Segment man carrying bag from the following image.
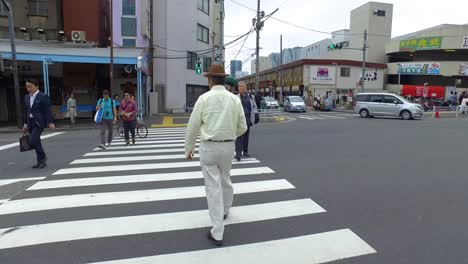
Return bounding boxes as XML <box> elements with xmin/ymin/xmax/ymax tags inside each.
<box><xmin>22</xmin><ymin>79</ymin><xmax>55</xmax><ymax>168</ymax></box>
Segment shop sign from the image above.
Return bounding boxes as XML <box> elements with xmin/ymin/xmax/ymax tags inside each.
<box><xmin>399</xmin><ymin>37</ymin><xmax>442</xmax><ymax>51</ymax></box>
<box><xmin>402</xmin><ymin>85</ymin><xmax>445</xmax><ymax>98</ymax></box>
<box><xmin>459</xmin><ymin>63</ymin><xmax>468</xmax><ymax>76</ymax></box>
<box><xmin>310</xmin><ymin>66</ymin><xmax>336</xmax><ymax>85</ymax></box>
<box><xmin>399</xmin><ymin>62</ymin><xmax>440</xmax><ymax>75</ymax></box>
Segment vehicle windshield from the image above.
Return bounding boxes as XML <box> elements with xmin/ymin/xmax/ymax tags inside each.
<box><xmin>264</xmin><ymin>97</ymin><xmax>276</xmax><ymax>102</ymax></box>
<box><xmin>289</xmin><ymin>97</ymin><xmax>303</xmax><ymax>102</ymax></box>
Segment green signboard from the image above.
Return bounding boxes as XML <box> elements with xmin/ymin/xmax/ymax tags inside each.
<box><xmin>399</xmin><ymin>37</ymin><xmax>442</xmax><ymax>51</ymax></box>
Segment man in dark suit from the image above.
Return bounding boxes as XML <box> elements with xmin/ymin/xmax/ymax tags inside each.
<box><xmin>23</xmin><ymin>79</ymin><xmax>55</xmax><ymax>169</ymax></box>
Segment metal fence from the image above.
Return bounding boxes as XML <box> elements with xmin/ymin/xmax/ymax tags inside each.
<box><xmin>257</xmin><ymin>108</ymin><xmax>283</xmax><ymax>118</ymax></box>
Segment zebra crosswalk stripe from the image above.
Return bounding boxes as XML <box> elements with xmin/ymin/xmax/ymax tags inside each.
<box><xmin>28</xmin><ymin>167</ymin><xmax>275</xmax><ymax>190</ymax></box>
<box><xmin>0</xmin><ymin>179</ymin><xmax>294</xmax><ymax>216</ymax></box>
<box><xmin>0</xmin><ymin>199</ymin><xmax>324</xmax><ymax>250</ymax></box>
<box><xmin>89</xmin><ymin>229</ymin><xmax>376</xmax><ymax>264</ymax></box>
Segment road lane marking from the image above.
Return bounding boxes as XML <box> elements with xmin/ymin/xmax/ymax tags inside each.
<box><xmin>111</xmin><ymin>139</ymin><xmax>199</xmax><ymax>146</ymax></box>
<box><xmin>0</xmin><ymin>199</ymin><xmax>323</xmax><ymax>250</ymax></box>
<box><xmin>0</xmin><ymin>179</ymin><xmax>294</xmax><ymax>216</ymax></box>
<box><xmin>29</xmin><ymin>167</ymin><xmax>275</xmax><ymax>190</ymax></box>
<box><xmin>71</xmin><ymin>154</ymin><xmax>202</xmax><ymax>164</ymax></box>
<box><xmin>93</xmin><ymin>143</ymin><xmax>199</xmax><ymax>151</ymax></box>
<box><xmin>112</xmin><ymin>136</ymin><xmax>185</xmax><ymax>142</ymax></box>
<box><xmin>54</xmin><ymin>159</ymin><xmax>259</xmax><ymax>175</ymax></box>
<box><xmin>0</xmin><ymin>177</ymin><xmax>46</xmax><ymax>187</ymax></box>
<box><xmin>89</xmin><ymin>229</ymin><xmax>375</xmax><ymax>264</ymax></box>
<box><xmin>84</xmin><ymin>148</ymin><xmax>197</xmax><ymax>157</ymax></box>
<box><xmin>0</xmin><ymin>132</ymin><xmax>65</xmax><ymax>151</ymax></box>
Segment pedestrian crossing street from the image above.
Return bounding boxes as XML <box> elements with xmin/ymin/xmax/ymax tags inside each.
<box><xmin>0</xmin><ymin>127</ymin><xmax>376</xmax><ymax>264</ymax></box>
<box><xmin>297</xmin><ymin>113</ymin><xmax>358</xmax><ymax>121</ymax></box>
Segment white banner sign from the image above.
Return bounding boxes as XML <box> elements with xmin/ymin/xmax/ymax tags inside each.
<box><xmin>310</xmin><ymin>66</ymin><xmax>336</xmax><ymax>85</ymax></box>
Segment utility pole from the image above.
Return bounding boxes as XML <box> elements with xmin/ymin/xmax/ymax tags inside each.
<box><xmin>218</xmin><ymin>0</ymin><xmax>225</xmax><ymax>64</ymax></box>
<box><xmin>361</xmin><ymin>29</ymin><xmax>368</xmax><ymax>93</ymax></box>
<box><xmin>2</xmin><ymin>0</ymin><xmax>22</xmax><ymax>128</ymax></box>
<box><xmin>279</xmin><ymin>34</ymin><xmax>283</xmax><ymax>100</ymax></box>
<box><xmin>109</xmin><ymin>0</ymin><xmax>114</xmax><ymax>93</ymax></box>
<box><xmin>254</xmin><ymin>0</ymin><xmax>262</xmax><ymax>95</ymax></box>
<box><xmin>149</xmin><ymin>0</ymin><xmax>154</xmax><ymax>94</ymax></box>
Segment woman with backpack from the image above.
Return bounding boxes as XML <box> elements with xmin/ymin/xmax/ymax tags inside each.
<box><xmin>96</xmin><ymin>90</ymin><xmax>117</xmax><ymax>149</ymax></box>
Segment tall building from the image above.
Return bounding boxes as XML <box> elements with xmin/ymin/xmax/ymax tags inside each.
<box><xmin>230</xmin><ymin>60</ymin><xmax>242</xmax><ymax>78</ymax></box>
<box><xmin>325</xmin><ymin>2</ymin><xmax>393</xmax><ymax>64</ymax></box>
<box><xmin>153</xmin><ymin>0</ymin><xmax>219</xmax><ymax>113</ymax></box>
<box><xmin>112</xmin><ymin>0</ymin><xmax>150</xmax><ymax>48</ymax></box>
<box><xmin>269</xmin><ymin>53</ymin><xmax>281</xmax><ymax>68</ymax></box>
<box><xmin>282</xmin><ymin>47</ymin><xmax>303</xmax><ymax>64</ymax></box>
<box><xmin>251</xmin><ymin>56</ymin><xmax>272</xmax><ymax>73</ymax></box>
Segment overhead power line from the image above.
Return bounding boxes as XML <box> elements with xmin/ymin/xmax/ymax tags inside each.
<box><xmin>228</xmin><ymin>0</ymin><xmax>389</xmax><ymax>37</ymax></box>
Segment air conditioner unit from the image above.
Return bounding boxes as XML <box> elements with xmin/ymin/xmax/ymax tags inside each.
<box><xmin>71</xmin><ymin>31</ymin><xmax>86</xmax><ymax>42</ymax></box>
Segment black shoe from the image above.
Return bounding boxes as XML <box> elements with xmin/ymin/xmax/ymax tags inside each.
<box><xmin>207</xmin><ymin>231</ymin><xmax>223</xmax><ymax>247</ymax></box>
<box><xmin>224</xmin><ymin>213</ymin><xmax>228</xmax><ymax>220</ymax></box>
<box><xmin>33</xmin><ymin>158</ymin><xmax>47</xmax><ymax>169</ymax></box>
<box><xmin>235</xmin><ymin>155</ymin><xmax>241</xmax><ymax>162</ymax></box>
<box><xmin>243</xmin><ymin>153</ymin><xmax>250</xmax><ymax>157</ymax></box>
<box><xmin>132</xmin><ymin>138</ymin><xmax>136</xmax><ymax>145</ymax></box>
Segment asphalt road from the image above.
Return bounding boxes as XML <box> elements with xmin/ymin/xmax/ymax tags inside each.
<box><xmin>0</xmin><ymin>113</ymin><xmax>468</xmax><ymax>263</ymax></box>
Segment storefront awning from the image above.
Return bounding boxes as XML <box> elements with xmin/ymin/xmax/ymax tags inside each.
<box><xmin>0</xmin><ymin>43</ymin><xmax>143</xmax><ymax>64</ymax></box>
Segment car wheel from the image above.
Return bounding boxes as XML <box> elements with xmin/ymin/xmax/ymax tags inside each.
<box><xmin>400</xmin><ymin>110</ymin><xmax>412</xmax><ymax>120</ymax></box>
<box><xmin>359</xmin><ymin>109</ymin><xmax>369</xmax><ymax>118</ymax></box>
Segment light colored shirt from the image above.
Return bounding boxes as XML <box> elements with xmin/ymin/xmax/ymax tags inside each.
<box><xmin>67</xmin><ymin>98</ymin><xmax>77</xmax><ymax>108</ymax></box>
<box><xmin>185</xmin><ymin>85</ymin><xmax>248</xmax><ymax>156</ymax></box>
<box><xmin>29</xmin><ymin>90</ymin><xmax>39</xmax><ymax>118</ymax></box>
<box><xmin>461</xmin><ymin>98</ymin><xmax>468</xmax><ymax>107</ymax></box>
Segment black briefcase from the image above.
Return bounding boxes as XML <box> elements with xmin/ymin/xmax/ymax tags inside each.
<box><xmin>19</xmin><ymin>133</ymin><xmax>33</xmax><ymax>152</ymax></box>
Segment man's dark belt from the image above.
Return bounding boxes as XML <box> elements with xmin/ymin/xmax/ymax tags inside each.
<box><xmin>207</xmin><ymin>139</ymin><xmax>234</xmax><ymax>142</ymax></box>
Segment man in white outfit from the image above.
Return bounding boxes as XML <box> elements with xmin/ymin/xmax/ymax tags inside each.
<box><xmin>185</xmin><ymin>64</ymin><xmax>247</xmax><ymax>246</ymax></box>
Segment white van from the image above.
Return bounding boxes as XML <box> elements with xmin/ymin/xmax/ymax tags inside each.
<box><xmin>353</xmin><ymin>93</ymin><xmax>424</xmax><ymax>120</ymax></box>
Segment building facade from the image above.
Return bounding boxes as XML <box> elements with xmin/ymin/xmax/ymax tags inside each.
<box><xmin>238</xmin><ymin>59</ymin><xmax>386</xmax><ymax>102</ymax></box>
<box><xmin>302</xmin><ymin>39</ymin><xmax>332</xmax><ymax>59</ymax></box>
<box><xmin>0</xmin><ymin>0</ymin><xmax>148</xmax><ymax>122</ymax></box>
<box><xmin>385</xmin><ymin>24</ymin><xmax>468</xmax><ymax>99</ymax></box>
<box><xmin>112</xmin><ymin>0</ymin><xmax>150</xmax><ymax>48</ymax></box>
<box><xmin>153</xmin><ymin>0</ymin><xmax>218</xmax><ymax>113</ymax></box>
<box><xmin>251</xmin><ymin>56</ymin><xmax>271</xmax><ymax>73</ymax></box>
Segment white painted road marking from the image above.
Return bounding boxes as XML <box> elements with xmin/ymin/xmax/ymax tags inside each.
<box><xmin>84</xmin><ymin>147</ymin><xmax>198</xmax><ymax>157</ymax></box>
<box><xmin>111</xmin><ymin>139</ymin><xmax>199</xmax><ymax>146</ymax></box>
<box><xmin>29</xmin><ymin>167</ymin><xmax>275</xmax><ymax>190</ymax></box>
<box><xmin>0</xmin><ymin>177</ymin><xmax>46</xmax><ymax>187</ymax></box>
<box><xmin>89</xmin><ymin>229</ymin><xmax>376</xmax><ymax>264</ymax></box>
<box><xmin>113</xmin><ymin>136</ymin><xmax>185</xmax><ymax>142</ymax></box>
<box><xmin>0</xmin><ymin>132</ymin><xmax>65</xmax><ymax>151</ymax></box>
<box><xmin>71</xmin><ymin>154</ymin><xmax>201</xmax><ymax>164</ymax></box>
<box><xmin>54</xmin><ymin>159</ymin><xmax>259</xmax><ymax>175</ymax></box>
<box><xmin>0</xmin><ymin>199</ymin><xmax>323</xmax><ymax>250</ymax></box>
<box><xmin>0</xmin><ymin>179</ymin><xmax>294</xmax><ymax>215</ymax></box>
<box><xmin>93</xmin><ymin>143</ymin><xmax>199</xmax><ymax>151</ymax></box>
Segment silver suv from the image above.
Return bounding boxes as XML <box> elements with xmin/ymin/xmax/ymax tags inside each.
<box><xmin>353</xmin><ymin>93</ymin><xmax>424</xmax><ymax>120</ymax></box>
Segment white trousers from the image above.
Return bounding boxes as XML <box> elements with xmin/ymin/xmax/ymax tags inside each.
<box><xmin>199</xmin><ymin>141</ymin><xmax>235</xmax><ymax>241</ymax></box>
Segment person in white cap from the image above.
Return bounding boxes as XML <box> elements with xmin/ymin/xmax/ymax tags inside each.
<box><xmin>185</xmin><ymin>64</ymin><xmax>247</xmax><ymax>246</ymax></box>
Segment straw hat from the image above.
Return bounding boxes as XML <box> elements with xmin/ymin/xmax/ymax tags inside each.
<box><xmin>204</xmin><ymin>64</ymin><xmax>228</xmax><ymax>77</ymax></box>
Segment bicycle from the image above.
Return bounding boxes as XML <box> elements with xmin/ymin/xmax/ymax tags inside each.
<box><xmin>116</xmin><ymin>115</ymin><xmax>148</xmax><ymax>139</ymax></box>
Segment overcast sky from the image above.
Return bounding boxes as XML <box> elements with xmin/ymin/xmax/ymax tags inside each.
<box><xmin>223</xmin><ymin>0</ymin><xmax>468</xmax><ymax>73</ymax></box>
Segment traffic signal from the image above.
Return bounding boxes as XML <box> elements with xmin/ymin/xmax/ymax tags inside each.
<box><xmin>328</xmin><ymin>43</ymin><xmax>343</xmax><ymax>51</ymax></box>
<box><xmin>195</xmin><ymin>61</ymin><xmax>202</xmax><ymax>75</ymax></box>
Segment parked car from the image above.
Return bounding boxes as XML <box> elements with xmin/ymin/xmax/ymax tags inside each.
<box><xmin>284</xmin><ymin>96</ymin><xmax>306</xmax><ymax>112</ymax></box>
<box><xmin>353</xmin><ymin>93</ymin><xmax>424</xmax><ymax>120</ymax></box>
<box><xmin>260</xmin><ymin>97</ymin><xmax>279</xmax><ymax>109</ymax></box>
